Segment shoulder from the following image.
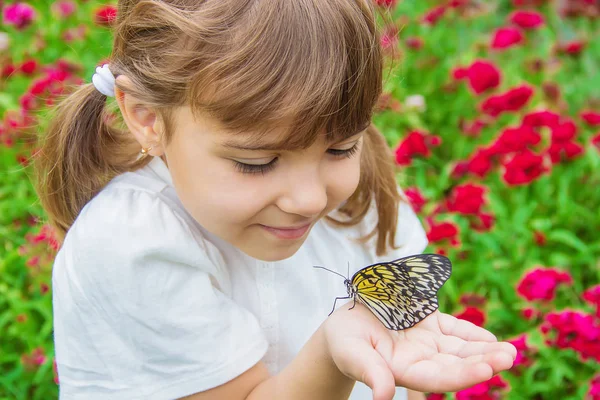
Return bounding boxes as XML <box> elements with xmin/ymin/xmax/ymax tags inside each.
<box><xmin>58</xmin><ymin>181</ymin><xmax>228</xmax><ymax>293</ymax></box>
<box><xmin>73</xmin><ymin>185</ymin><xmax>206</xmax><ymax>255</ymax></box>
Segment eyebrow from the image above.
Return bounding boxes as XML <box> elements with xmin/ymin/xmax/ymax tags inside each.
<box><xmin>220</xmin><ymin>138</ymin><xmax>289</xmax><ymax>151</ymax></box>
<box><xmin>220</xmin><ymin>132</ymin><xmax>364</xmax><ymax>151</ymax></box>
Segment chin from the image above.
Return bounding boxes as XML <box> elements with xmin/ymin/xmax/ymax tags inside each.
<box><xmin>241</xmin><ymin>241</ymin><xmax>305</xmax><ymax>262</ymax></box>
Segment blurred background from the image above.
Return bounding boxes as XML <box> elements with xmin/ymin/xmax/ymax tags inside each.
<box><xmin>0</xmin><ymin>0</ymin><xmax>598</xmax><ymax>398</ymax></box>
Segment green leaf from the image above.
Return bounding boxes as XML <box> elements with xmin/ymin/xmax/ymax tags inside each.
<box><xmin>547</xmin><ymin>230</ymin><xmax>590</xmax><ymax>254</ymax></box>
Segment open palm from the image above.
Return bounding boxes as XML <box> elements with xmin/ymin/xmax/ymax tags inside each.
<box><xmin>325</xmin><ymin>303</ymin><xmax>516</xmax><ymax>400</ymax></box>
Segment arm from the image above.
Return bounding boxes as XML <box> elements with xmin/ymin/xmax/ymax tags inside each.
<box><xmin>178</xmin><ymin>303</ymin><xmax>517</xmax><ymax>400</ymax></box>
<box><xmin>179</xmin><ymin>324</ymin><xmax>355</xmax><ymax>400</ymax></box>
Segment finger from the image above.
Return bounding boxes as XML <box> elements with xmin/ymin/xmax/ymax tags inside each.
<box><xmin>436</xmin><ymin>335</ymin><xmax>518</xmax><ymax>360</ymax></box>
<box><xmin>437</xmin><ymin>313</ymin><xmax>498</xmax><ymax>342</ymax></box>
<box><xmin>341</xmin><ymin>339</ymin><xmax>396</xmax><ymax>400</ymax></box>
<box><xmin>398</xmin><ymin>359</ymin><xmax>495</xmax><ymax>393</ymax></box>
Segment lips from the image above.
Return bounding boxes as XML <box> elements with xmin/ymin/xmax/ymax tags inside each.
<box><xmin>260</xmin><ymin>223</ymin><xmax>311</xmax><ymax>240</ymax></box>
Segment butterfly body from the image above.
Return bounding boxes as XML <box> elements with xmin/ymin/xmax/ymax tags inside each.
<box><xmin>316</xmin><ymin>254</ymin><xmax>452</xmax><ymax>331</ymax></box>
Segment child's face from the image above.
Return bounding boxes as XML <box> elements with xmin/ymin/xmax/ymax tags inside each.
<box><xmin>162</xmin><ymin>106</ymin><xmax>363</xmax><ymax>261</ymax></box>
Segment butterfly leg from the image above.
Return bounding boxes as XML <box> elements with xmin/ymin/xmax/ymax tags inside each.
<box><xmin>329</xmin><ymin>295</ymin><xmax>352</xmax><ymax>316</ymax></box>
<box><xmin>348</xmin><ymin>295</ymin><xmax>357</xmax><ymax>311</ymax></box>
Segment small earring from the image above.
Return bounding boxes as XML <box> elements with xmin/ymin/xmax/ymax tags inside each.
<box><xmin>139</xmin><ymin>146</ymin><xmax>153</xmax><ymax>157</ymax></box>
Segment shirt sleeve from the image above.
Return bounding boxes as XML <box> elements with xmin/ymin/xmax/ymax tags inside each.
<box><xmin>52</xmin><ymin>188</ymin><xmax>268</xmax><ymax>400</ymax></box>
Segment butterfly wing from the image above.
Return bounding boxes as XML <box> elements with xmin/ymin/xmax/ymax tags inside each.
<box><xmin>351</xmin><ymin>254</ymin><xmax>452</xmax><ymax>330</ymax></box>
<box><xmin>351</xmin><ymin>263</ymin><xmax>416</xmax><ymax>330</ymax></box>
<box><xmin>390</xmin><ymin>254</ymin><xmax>452</xmax><ymax>299</ymax></box>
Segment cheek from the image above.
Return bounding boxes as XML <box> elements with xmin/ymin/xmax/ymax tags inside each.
<box><xmin>325</xmin><ymin>156</ymin><xmax>361</xmax><ymax>202</ymax></box>
<box><xmin>176</xmin><ymin>160</ymin><xmax>271</xmax><ymax>226</ymax></box>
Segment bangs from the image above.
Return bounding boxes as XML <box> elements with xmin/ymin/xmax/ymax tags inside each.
<box><xmin>186</xmin><ymin>0</ymin><xmax>382</xmax><ymax>149</ymax></box>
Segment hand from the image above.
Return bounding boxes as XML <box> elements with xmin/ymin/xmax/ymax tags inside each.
<box><xmin>323</xmin><ymin>302</ymin><xmax>517</xmax><ymax>400</ymax></box>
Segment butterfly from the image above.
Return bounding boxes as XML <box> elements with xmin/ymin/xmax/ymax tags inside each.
<box><xmin>314</xmin><ymin>254</ymin><xmax>452</xmax><ymax>330</ymax></box>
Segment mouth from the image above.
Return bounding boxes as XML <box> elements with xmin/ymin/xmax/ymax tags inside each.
<box><xmin>259</xmin><ymin>223</ymin><xmax>312</xmax><ymax>240</ymax></box>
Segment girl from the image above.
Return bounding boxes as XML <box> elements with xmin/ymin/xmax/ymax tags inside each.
<box><xmin>34</xmin><ymin>0</ymin><xmax>517</xmax><ymax>399</ymax></box>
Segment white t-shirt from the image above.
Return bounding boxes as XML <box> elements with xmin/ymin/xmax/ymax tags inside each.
<box><xmin>52</xmin><ymin>156</ymin><xmax>428</xmax><ymax>400</ymax></box>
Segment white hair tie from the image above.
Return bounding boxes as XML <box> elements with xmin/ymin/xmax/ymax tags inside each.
<box><xmin>92</xmin><ymin>64</ymin><xmax>116</xmax><ymax>97</ymax></box>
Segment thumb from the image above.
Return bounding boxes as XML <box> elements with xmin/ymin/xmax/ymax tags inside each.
<box><xmin>341</xmin><ymin>339</ymin><xmax>396</xmax><ymax>400</ymax></box>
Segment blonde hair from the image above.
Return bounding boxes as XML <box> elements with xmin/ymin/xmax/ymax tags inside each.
<box><xmin>33</xmin><ymin>0</ymin><xmax>401</xmax><ymax>256</ymax></box>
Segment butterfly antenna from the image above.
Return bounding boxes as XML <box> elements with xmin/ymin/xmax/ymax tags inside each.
<box><xmin>313</xmin><ymin>265</ymin><xmax>348</xmax><ymax>280</ymax></box>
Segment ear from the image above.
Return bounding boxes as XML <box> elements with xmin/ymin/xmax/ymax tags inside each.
<box><xmin>114</xmin><ymin>75</ymin><xmax>165</xmax><ymax>157</ymax></box>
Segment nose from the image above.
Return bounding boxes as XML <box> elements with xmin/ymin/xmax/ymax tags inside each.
<box><xmin>276</xmin><ymin>168</ymin><xmax>328</xmax><ymax>219</ymax></box>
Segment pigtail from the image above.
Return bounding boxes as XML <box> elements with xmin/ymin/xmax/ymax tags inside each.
<box><xmin>33</xmin><ymin>82</ymin><xmax>146</xmax><ymax>242</ymax></box>
<box><xmin>327</xmin><ymin>124</ymin><xmax>401</xmax><ymax>257</ymax></box>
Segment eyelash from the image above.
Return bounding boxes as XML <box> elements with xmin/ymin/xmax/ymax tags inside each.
<box><xmin>233</xmin><ymin>142</ymin><xmax>360</xmax><ymax>175</ymax></box>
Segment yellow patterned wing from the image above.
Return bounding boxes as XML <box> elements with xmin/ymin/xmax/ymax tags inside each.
<box><xmin>351</xmin><ymin>254</ymin><xmax>451</xmax><ymax>330</ymax></box>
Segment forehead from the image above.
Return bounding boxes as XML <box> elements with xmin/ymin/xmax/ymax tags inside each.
<box><xmin>182</xmin><ymin>106</ymin><xmax>362</xmax><ymax>151</ymax></box>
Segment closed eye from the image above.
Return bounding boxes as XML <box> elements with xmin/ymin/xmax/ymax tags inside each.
<box><xmin>327</xmin><ymin>142</ymin><xmax>360</xmax><ymax>158</ymax></box>
<box><xmin>233</xmin><ymin>140</ymin><xmax>360</xmax><ymax>175</ymax></box>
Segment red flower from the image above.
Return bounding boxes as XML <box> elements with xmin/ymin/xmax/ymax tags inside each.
<box><xmin>21</xmin><ymin>347</ymin><xmax>47</xmax><ymax>372</ymax></box>
<box><xmin>491</xmin><ymin>27</ymin><xmax>524</xmax><ymax>49</ymax></box>
<box><xmin>522</xmin><ymin>307</ymin><xmax>541</xmax><ymax>321</ymax></box>
<box><xmin>454</xmin><ymin>60</ymin><xmax>501</xmax><ymax>95</ymax></box>
<box><xmin>426</xmin><ymin>394</ymin><xmax>445</xmax><ymax>400</ymax></box>
<box><xmin>558</xmin><ymin>40</ymin><xmax>586</xmax><ymax>55</ymax></box>
<box><xmin>516</xmin><ymin>267</ymin><xmax>573</xmax><ymax>302</ymax></box>
<box><xmin>508</xmin><ymin>334</ymin><xmax>534</xmax><ymax>369</ymax></box>
<box><xmin>404</xmin><ymin>187</ymin><xmax>427</xmax><ymax>213</ymax></box>
<box><xmin>456</xmin><ymin>375</ymin><xmax>509</xmax><ymax>400</ymax></box>
<box><xmin>547</xmin><ymin>141</ymin><xmax>584</xmax><ymax>163</ymax></box>
<box><xmin>446</xmin><ymin>183</ymin><xmax>487</xmax><ymax>215</ymax></box>
<box><xmin>426</xmin><ymin>219</ymin><xmax>460</xmax><ymax>245</ymax></box>
<box><xmin>481</xmin><ymin>85</ymin><xmax>534</xmax><ymax>117</ymax></box>
<box><xmin>18</xmin><ymin>59</ymin><xmax>38</xmax><ymax>75</ymax></box>
<box><xmin>374</xmin><ymin>0</ymin><xmax>397</xmax><ymax>7</ymax></box>
<box><xmin>467</xmin><ymin>148</ymin><xmax>494</xmax><ymax>177</ymax></box>
<box><xmin>522</xmin><ymin>110</ymin><xmax>560</xmax><ymax>128</ymax></box>
<box><xmin>472</xmin><ymin>212</ymin><xmax>495</xmax><ymax>231</ymax></box>
<box><xmin>583</xmin><ymin>285</ymin><xmax>600</xmax><ymax>318</ymax></box>
<box><xmin>2</xmin><ymin>2</ymin><xmax>37</xmax><ymax>30</ymax></box>
<box><xmin>546</xmin><ymin>120</ymin><xmax>583</xmax><ymax>162</ymax></box>
<box><xmin>589</xmin><ymin>374</ymin><xmax>600</xmax><ymax>400</ymax></box>
<box><xmin>509</xmin><ymin>10</ymin><xmax>545</xmax><ymax>29</ymax></box>
<box><xmin>492</xmin><ymin>124</ymin><xmax>541</xmax><ymax>154</ymax></box>
<box><xmin>455</xmin><ymin>307</ymin><xmax>486</xmax><ymax>327</ymax></box>
<box><xmin>593</xmin><ymin>133</ymin><xmax>600</xmax><ymax>150</ymax></box>
<box><xmin>405</xmin><ymin>37</ymin><xmax>424</xmax><ymax>50</ymax></box>
<box><xmin>2</xmin><ymin>63</ymin><xmax>17</xmax><ymax>78</ymax></box>
<box><xmin>459</xmin><ymin>118</ymin><xmax>488</xmax><ymax>137</ymax></box>
<box><xmin>542</xmin><ymin>310</ymin><xmax>600</xmax><ymax>362</ymax></box>
<box><xmin>533</xmin><ymin>230</ymin><xmax>546</xmax><ymax>246</ymax></box>
<box><xmin>551</xmin><ymin>120</ymin><xmax>577</xmax><ymax>142</ymax></box>
<box><xmin>503</xmin><ymin>149</ymin><xmax>547</xmax><ymax>185</ymax></box>
<box><xmin>94</xmin><ymin>5</ymin><xmax>117</xmax><ymax>26</ymax></box>
<box><xmin>26</xmin><ymin>224</ymin><xmax>60</xmax><ymax>251</ymax></box>
<box><xmin>394</xmin><ymin>130</ymin><xmax>441</xmax><ymax>165</ymax></box>
<box><xmin>422</xmin><ymin>5</ymin><xmax>447</xmax><ymax>25</ymax></box>
<box><xmin>380</xmin><ymin>26</ymin><xmax>398</xmax><ymax>51</ymax></box>
<box><xmin>581</xmin><ymin>111</ymin><xmax>600</xmax><ymax>126</ymax></box>
<box><xmin>51</xmin><ymin>0</ymin><xmax>76</xmax><ymax>18</ymax></box>
<box><xmin>451</xmin><ymin>161</ymin><xmax>469</xmax><ymax>179</ymax></box>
